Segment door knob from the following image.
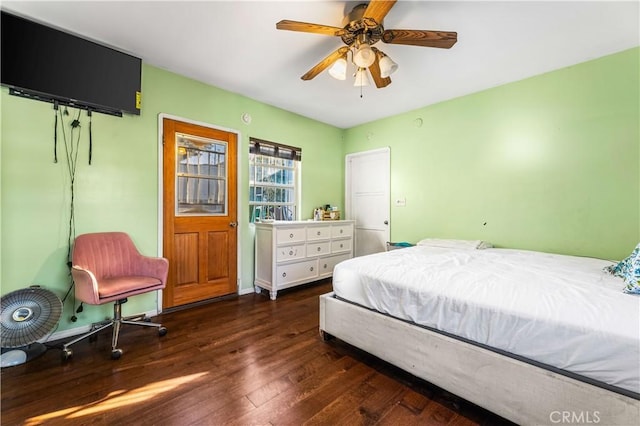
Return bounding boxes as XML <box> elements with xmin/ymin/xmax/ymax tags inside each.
<box><xmin>230</xmin><ymin>222</ymin><xmax>237</xmax><ymax>228</ymax></box>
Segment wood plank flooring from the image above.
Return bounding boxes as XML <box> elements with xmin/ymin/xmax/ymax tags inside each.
<box><xmin>1</xmin><ymin>280</ymin><xmax>514</xmax><ymax>425</ymax></box>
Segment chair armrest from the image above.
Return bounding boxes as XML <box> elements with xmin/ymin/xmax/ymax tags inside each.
<box><xmin>71</xmin><ymin>266</ymin><xmax>101</xmax><ymax>305</ymax></box>
<box><xmin>134</xmin><ymin>255</ymin><xmax>169</xmax><ymax>287</ymax></box>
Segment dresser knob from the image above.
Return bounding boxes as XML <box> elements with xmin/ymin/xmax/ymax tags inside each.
<box><xmin>317</xmin><ymin>247</ymin><xmax>321</xmax><ymax>252</ymax></box>
<box><xmin>323</xmin><ymin>264</ymin><xmax>328</xmax><ymax>269</ymax></box>
<box><xmin>282</xmin><ymin>272</ymin><xmax>287</xmax><ymax>277</ymax></box>
<box><xmin>310</xmin><ymin>267</ymin><xmax>314</xmax><ymax>271</ymax></box>
<box><xmin>289</xmin><ymin>250</ymin><xmax>293</xmax><ymax>255</ymax></box>
<box><xmin>289</xmin><ymin>233</ymin><xmax>294</xmax><ymax>238</ymax></box>
<box><xmin>340</xmin><ymin>229</ymin><xmax>343</xmax><ymax>234</ymax></box>
<box><xmin>317</xmin><ymin>231</ymin><xmax>321</xmax><ymax>236</ymax></box>
<box><xmin>340</xmin><ymin>244</ymin><xmax>343</xmax><ymax>248</ymax></box>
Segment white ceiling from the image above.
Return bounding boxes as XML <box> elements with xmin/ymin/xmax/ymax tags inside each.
<box><xmin>3</xmin><ymin>1</ymin><xmax>639</xmax><ymax>129</ymax></box>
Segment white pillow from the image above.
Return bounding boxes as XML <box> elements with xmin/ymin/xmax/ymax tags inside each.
<box><xmin>416</xmin><ymin>238</ymin><xmax>493</xmax><ymax>250</ymax></box>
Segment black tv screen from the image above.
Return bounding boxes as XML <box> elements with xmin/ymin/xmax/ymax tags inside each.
<box><xmin>1</xmin><ymin>11</ymin><xmax>141</xmax><ymax>116</ymax></box>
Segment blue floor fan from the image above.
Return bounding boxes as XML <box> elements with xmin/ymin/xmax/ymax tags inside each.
<box><xmin>0</xmin><ymin>286</ymin><xmax>63</xmax><ymax>367</ymax></box>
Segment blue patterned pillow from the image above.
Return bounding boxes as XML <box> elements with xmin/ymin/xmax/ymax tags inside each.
<box><xmin>604</xmin><ymin>243</ymin><xmax>640</xmax><ymax>294</ymax></box>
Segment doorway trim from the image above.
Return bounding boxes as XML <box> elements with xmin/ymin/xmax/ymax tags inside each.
<box><xmin>157</xmin><ymin>113</ymin><xmax>243</xmax><ymax>313</ymax></box>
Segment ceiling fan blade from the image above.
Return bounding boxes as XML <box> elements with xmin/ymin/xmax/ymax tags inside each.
<box><xmin>301</xmin><ymin>47</ymin><xmax>349</xmax><ymax>81</ymax></box>
<box><xmin>369</xmin><ymin>49</ymin><xmax>391</xmax><ymax>88</ymax></box>
<box><xmin>363</xmin><ymin>0</ymin><xmax>397</xmax><ymax>23</ymax></box>
<box><xmin>276</xmin><ymin>20</ymin><xmax>345</xmax><ymax>37</ymax></box>
<box><xmin>383</xmin><ymin>29</ymin><xmax>458</xmax><ymax>48</ymax></box>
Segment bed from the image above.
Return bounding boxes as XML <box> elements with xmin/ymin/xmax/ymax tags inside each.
<box><xmin>319</xmin><ymin>242</ymin><xmax>640</xmax><ymax>425</ymax></box>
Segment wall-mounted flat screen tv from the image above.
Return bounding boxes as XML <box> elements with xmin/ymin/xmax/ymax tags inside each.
<box><xmin>1</xmin><ymin>11</ymin><xmax>141</xmax><ymax>116</ymax></box>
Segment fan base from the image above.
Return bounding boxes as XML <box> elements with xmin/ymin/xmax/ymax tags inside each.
<box><xmin>0</xmin><ymin>343</ymin><xmax>47</xmax><ymax>368</ymax></box>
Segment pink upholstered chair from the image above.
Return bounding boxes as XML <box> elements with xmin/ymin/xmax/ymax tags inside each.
<box><xmin>61</xmin><ymin>232</ymin><xmax>169</xmax><ymax>361</ymax></box>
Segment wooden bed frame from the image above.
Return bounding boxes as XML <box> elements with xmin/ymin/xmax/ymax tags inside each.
<box><xmin>319</xmin><ymin>292</ymin><xmax>640</xmax><ymax>425</ymax></box>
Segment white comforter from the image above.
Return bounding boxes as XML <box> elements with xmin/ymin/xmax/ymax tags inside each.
<box><xmin>332</xmin><ymin>246</ymin><xmax>640</xmax><ymax>394</ymax></box>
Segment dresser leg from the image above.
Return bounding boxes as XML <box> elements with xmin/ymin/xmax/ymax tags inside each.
<box><xmin>254</xmin><ymin>285</ymin><xmax>261</xmax><ymax>294</ymax></box>
<box><xmin>270</xmin><ymin>290</ymin><xmax>277</xmax><ymax>300</ymax></box>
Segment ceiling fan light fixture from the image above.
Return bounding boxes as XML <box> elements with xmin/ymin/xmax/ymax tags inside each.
<box><xmin>277</xmin><ymin>2</ymin><xmax>458</xmax><ymax>90</ymax></box>
<box><xmin>353</xmin><ymin>43</ymin><xmax>375</xmax><ymax>68</ymax></box>
<box><xmin>328</xmin><ymin>57</ymin><xmax>347</xmax><ymax>80</ymax></box>
<box><xmin>379</xmin><ymin>54</ymin><xmax>398</xmax><ymax>78</ymax></box>
<box><xmin>353</xmin><ymin>67</ymin><xmax>370</xmax><ymax>87</ymax></box>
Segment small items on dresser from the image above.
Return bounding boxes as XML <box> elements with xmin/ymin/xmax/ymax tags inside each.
<box><xmin>313</xmin><ymin>205</ymin><xmax>341</xmax><ymax>221</ymax></box>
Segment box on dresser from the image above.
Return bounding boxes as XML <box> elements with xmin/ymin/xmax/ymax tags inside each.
<box><xmin>254</xmin><ymin>220</ymin><xmax>354</xmax><ymax>300</ymax></box>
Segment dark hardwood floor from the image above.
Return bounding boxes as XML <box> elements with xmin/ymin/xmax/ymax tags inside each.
<box><xmin>1</xmin><ymin>280</ymin><xmax>514</xmax><ymax>425</ymax></box>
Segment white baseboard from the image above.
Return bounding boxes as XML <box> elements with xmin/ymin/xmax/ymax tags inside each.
<box><xmin>238</xmin><ymin>286</ymin><xmax>255</xmax><ymax>296</ymax></box>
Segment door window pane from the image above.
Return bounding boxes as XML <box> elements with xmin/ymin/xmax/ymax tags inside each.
<box><xmin>176</xmin><ymin>133</ymin><xmax>227</xmax><ymax>215</ymax></box>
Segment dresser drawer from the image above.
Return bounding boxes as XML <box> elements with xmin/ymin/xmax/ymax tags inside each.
<box><xmin>276</xmin><ymin>259</ymin><xmax>318</xmax><ymax>285</ymax></box>
<box><xmin>306</xmin><ymin>241</ymin><xmax>331</xmax><ymax>257</ymax></box>
<box><xmin>306</xmin><ymin>226</ymin><xmax>331</xmax><ymax>241</ymax></box>
<box><xmin>276</xmin><ymin>244</ymin><xmax>306</xmax><ymax>262</ymax></box>
<box><xmin>331</xmin><ymin>224</ymin><xmax>353</xmax><ymax>238</ymax></box>
<box><xmin>276</xmin><ymin>228</ymin><xmax>306</xmax><ymax>245</ymax></box>
<box><xmin>331</xmin><ymin>238</ymin><xmax>352</xmax><ymax>254</ymax></box>
<box><xmin>318</xmin><ymin>253</ymin><xmax>352</xmax><ymax>277</ymax></box>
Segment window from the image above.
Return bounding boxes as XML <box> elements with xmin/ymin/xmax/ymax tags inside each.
<box><xmin>176</xmin><ymin>133</ymin><xmax>227</xmax><ymax>215</ymax></box>
<box><xmin>249</xmin><ymin>138</ymin><xmax>301</xmax><ymax>222</ymax></box>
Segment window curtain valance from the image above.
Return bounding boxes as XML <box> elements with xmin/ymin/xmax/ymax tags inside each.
<box><xmin>250</xmin><ymin>138</ymin><xmax>302</xmax><ymax>161</ymax></box>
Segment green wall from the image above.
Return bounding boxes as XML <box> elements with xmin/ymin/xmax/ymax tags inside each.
<box><xmin>1</xmin><ymin>47</ymin><xmax>638</xmax><ymax>335</ymax></box>
<box><xmin>0</xmin><ymin>64</ymin><xmax>344</xmax><ymax>333</ymax></box>
<box><xmin>344</xmin><ymin>47</ymin><xmax>639</xmax><ymax>260</ymax></box>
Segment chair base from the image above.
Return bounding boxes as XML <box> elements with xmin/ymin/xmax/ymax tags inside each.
<box><xmin>61</xmin><ymin>298</ymin><xmax>167</xmax><ymax>361</ymax></box>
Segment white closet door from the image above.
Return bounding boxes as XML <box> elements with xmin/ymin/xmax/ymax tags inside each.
<box><xmin>345</xmin><ymin>147</ymin><xmax>390</xmax><ymax>257</ymax></box>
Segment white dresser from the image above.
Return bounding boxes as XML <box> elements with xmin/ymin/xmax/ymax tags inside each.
<box><xmin>254</xmin><ymin>220</ymin><xmax>354</xmax><ymax>300</ymax></box>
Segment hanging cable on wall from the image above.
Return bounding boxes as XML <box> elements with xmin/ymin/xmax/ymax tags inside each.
<box><xmin>53</xmin><ymin>101</ymin><xmax>59</xmax><ymax>163</ymax></box>
<box><xmin>55</xmin><ymin>107</ymin><xmax>84</xmax><ymax>320</ymax></box>
<box><xmin>88</xmin><ymin>109</ymin><xmax>93</xmax><ymax>165</ymax></box>
<box><xmin>60</xmin><ymin>108</ymin><xmax>82</xmax><ymax>267</ymax></box>
<box><xmin>51</xmin><ymin>103</ymin><xmax>98</xmax><ymax>320</ymax></box>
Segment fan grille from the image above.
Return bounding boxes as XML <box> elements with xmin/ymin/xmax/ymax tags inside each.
<box><xmin>1</xmin><ymin>287</ymin><xmax>63</xmax><ymax>348</ymax></box>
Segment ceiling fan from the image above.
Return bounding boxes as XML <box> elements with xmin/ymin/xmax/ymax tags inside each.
<box><xmin>276</xmin><ymin>0</ymin><xmax>457</xmax><ymax>89</ymax></box>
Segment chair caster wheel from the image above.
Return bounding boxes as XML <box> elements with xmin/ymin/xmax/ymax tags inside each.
<box><xmin>61</xmin><ymin>348</ymin><xmax>73</xmax><ymax>361</ymax></box>
<box><xmin>111</xmin><ymin>349</ymin><xmax>123</xmax><ymax>360</ymax></box>
<box><xmin>158</xmin><ymin>327</ymin><xmax>167</xmax><ymax>337</ymax></box>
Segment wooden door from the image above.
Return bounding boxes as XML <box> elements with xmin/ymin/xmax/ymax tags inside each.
<box><xmin>162</xmin><ymin>118</ymin><xmax>237</xmax><ymax>308</ymax></box>
<box><xmin>345</xmin><ymin>147</ymin><xmax>390</xmax><ymax>257</ymax></box>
